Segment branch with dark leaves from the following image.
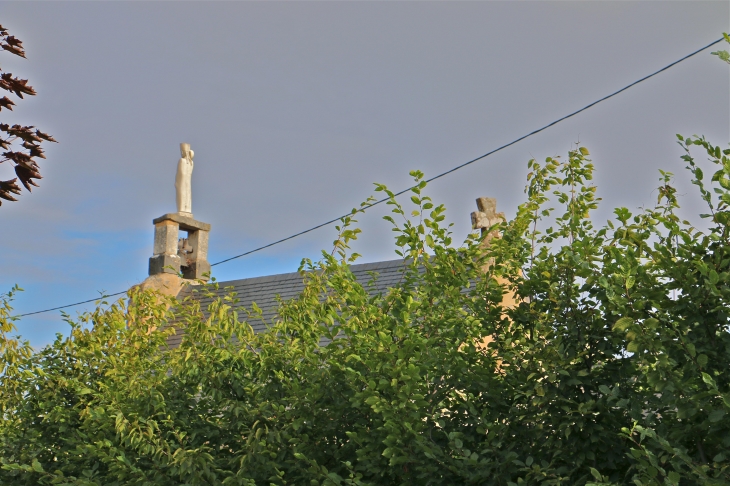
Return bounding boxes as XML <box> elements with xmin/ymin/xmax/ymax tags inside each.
<box><xmin>0</xmin><ymin>32</ymin><xmax>26</xmax><ymax>59</ymax></box>
<box><xmin>0</xmin><ymin>24</ymin><xmax>56</xmax><ymax>207</ymax></box>
<box><xmin>0</xmin><ymin>96</ymin><xmax>15</xmax><ymax>111</ymax></box>
<box><xmin>0</xmin><ymin>73</ymin><xmax>36</xmax><ymax>99</ymax></box>
<box><xmin>0</xmin><ymin>178</ymin><xmax>20</xmax><ymax>205</ymax></box>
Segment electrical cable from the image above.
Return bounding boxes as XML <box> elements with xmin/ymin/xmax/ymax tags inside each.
<box><xmin>211</xmin><ymin>36</ymin><xmax>723</xmax><ymax>266</ymax></box>
<box><xmin>12</xmin><ymin>37</ymin><xmax>724</xmax><ymax>319</ymax></box>
<box><xmin>14</xmin><ymin>291</ymin><xmax>127</xmax><ymax>318</ymax></box>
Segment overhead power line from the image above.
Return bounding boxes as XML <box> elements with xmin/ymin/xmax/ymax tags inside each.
<box><xmin>212</xmin><ymin>37</ymin><xmax>723</xmax><ymax>265</ymax></box>
<box><xmin>13</xmin><ymin>37</ymin><xmax>724</xmax><ymax>319</ymax></box>
<box><xmin>14</xmin><ymin>292</ymin><xmax>128</xmax><ymax>318</ymax></box>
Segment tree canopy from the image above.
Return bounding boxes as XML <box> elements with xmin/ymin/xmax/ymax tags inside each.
<box><xmin>0</xmin><ymin>35</ymin><xmax>728</xmax><ymax>486</ymax></box>
<box><xmin>1</xmin><ymin>132</ymin><xmax>729</xmax><ymax>485</ymax></box>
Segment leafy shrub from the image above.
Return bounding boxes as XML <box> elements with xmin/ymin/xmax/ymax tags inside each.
<box><xmin>1</xmin><ymin>134</ymin><xmax>729</xmax><ymax>485</ymax></box>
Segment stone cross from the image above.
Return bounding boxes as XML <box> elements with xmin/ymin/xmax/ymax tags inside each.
<box><xmin>470</xmin><ymin>197</ymin><xmax>505</xmax><ymax>248</ymax></box>
<box><xmin>471</xmin><ymin>197</ymin><xmax>517</xmax><ymax>309</ymax></box>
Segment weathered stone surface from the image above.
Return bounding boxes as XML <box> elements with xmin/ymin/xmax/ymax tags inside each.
<box><xmin>149</xmin><ymin>212</ymin><xmax>211</xmax><ymax>281</ymax></box>
<box><xmin>149</xmin><ymin>254</ymin><xmax>181</xmax><ymax>275</ymax></box>
<box><xmin>182</xmin><ymin>260</ymin><xmax>211</xmax><ymax>280</ymax></box>
<box><xmin>153</xmin><ymin>213</ymin><xmax>211</xmax><ymax>232</ymax></box>
<box><xmin>476</xmin><ymin>196</ymin><xmax>497</xmax><ymax>214</ymax></box>
<box><xmin>134</xmin><ymin>272</ymin><xmax>185</xmax><ymax>297</ymax></box>
<box><xmin>153</xmin><ymin>220</ymin><xmax>179</xmax><ymax>256</ymax></box>
<box><xmin>471</xmin><ymin>196</ymin><xmax>507</xmax><ymax>276</ymax></box>
<box><xmin>471</xmin><ymin>197</ymin><xmax>505</xmax><ymax>234</ymax></box>
<box><xmin>471</xmin><ymin>196</ymin><xmax>505</xmax><ymax>250</ymax></box>
<box><xmin>187</xmin><ymin>229</ymin><xmax>209</xmax><ymax>262</ymax></box>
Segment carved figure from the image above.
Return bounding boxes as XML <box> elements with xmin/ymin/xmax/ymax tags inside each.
<box><xmin>175</xmin><ymin>143</ymin><xmax>194</xmax><ymax>215</ymax></box>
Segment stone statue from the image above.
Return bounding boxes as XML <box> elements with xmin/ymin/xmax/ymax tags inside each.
<box><xmin>175</xmin><ymin>143</ymin><xmax>194</xmax><ymax>216</ymax></box>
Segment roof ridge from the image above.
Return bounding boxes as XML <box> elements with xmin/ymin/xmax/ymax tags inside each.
<box><xmin>180</xmin><ymin>257</ymin><xmax>408</xmax><ymax>294</ymax></box>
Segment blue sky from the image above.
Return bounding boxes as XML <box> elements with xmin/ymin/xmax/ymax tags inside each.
<box><xmin>1</xmin><ymin>1</ymin><xmax>728</xmax><ymax>347</ymax></box>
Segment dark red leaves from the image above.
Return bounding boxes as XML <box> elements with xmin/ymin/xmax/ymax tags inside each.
<box><xmin>14</xmin><ymin>164</ymin><xmax>41</xmax><ymax>191</ymax></box>
<box><xmin>2</xmin><ymin>124</ymin><xmax>42</xmax><ymax>143</ymax></box>
<box><xmin>0</xmin><ymin>34</ymin><xmax>26</xmax><ymax>59</ymax></box>
<box><xmin>0</xmin><ymin>178</ymin><xmax>21</xmax><ymax>204</ymax></box>
<box><xmin>0</xmin><ymin>73</ymin><xmax>36</xmax><ymax>99</ymax></box>
<box><xmin>0</xmin><ymin>96</ymin><xmax>14</xmax><ymax>111</ymax></box>
<box><xmin>0</xmin><ymin>26</ymin><xmax>55</xmax><ymax>206</ymax></box>
<box><xmin>35</xmin><ymin>129</ymin><xmax>56</xmax><ymax>143</ymax></box>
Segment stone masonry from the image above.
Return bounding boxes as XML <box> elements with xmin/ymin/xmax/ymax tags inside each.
<box><xmin>148</xmin><ymin>212</ymin><xmax>211</xmax><ymax>280</ymax></box>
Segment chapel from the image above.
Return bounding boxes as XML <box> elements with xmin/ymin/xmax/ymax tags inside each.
<box><xmin>137</xmin><ymin>144</ymin><xmax>507</xmax><ymax>346</ymax></box>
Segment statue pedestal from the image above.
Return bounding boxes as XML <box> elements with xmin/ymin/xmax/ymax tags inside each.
<box><xmin>149</xmin><ymin>213</ymin><xmax>211</xmax><ymax>280</ymax></box>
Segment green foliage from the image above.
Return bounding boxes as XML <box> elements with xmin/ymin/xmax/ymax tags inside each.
<box><xmin>1</xmin><ymin>44</ymin><xmax>728</xmax><ymax>486</ymax></box>
<box><xmin>711</xmin><ymin>33</ymin><xmax>730</xmax><ymax>64</ymax></box>
<box><xmin>1</xmin><ymin>138</ymin><xmax>729</xmax><ymax>485</ymax></box>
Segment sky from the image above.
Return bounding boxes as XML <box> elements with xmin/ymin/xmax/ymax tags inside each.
<box><xmin>1</xmin><ymin>1</ymin><xmax>728</xmax><ymax>348</ymax></box>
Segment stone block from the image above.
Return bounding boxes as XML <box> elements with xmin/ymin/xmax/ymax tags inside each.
<box><xmin>471</xmin><ymin>197</ymin><xmax>505</xmax><ymax>232</ymax></box>
<box><xmin>153</xmin><ymin>213</ymin><xmax>211</xmax><ymax>232</ymax></box>
<box><xmin>150</xmin><ymin>213</ymin><xmax>211</xmax><ymax>280</ymax></box>
<box><xmin>476</xmin><ymin>197</ymin><xmax>497</xmax><ymax>214</ymax></box>
<box><xmin>471</xmin><ymin>211</ymin><xmax>486</xmax><ymax>229</ymax></box>
<box><xmin>188</xmin><ymin>229</ymin><xmax>209</xmax><ymax>262</ymax></box>
<box><xmin>182</xmin><ymin>260</ymin><xmax>211</xmax><ymax>280</ymax></box>
<box><xmin>134</xmin><ymin>273</ymin><xmax>185</xmax><ymax>297</ymax></box>
<box><xmin>153</xmin><ymin>220</ymin><xmax>179</xmax><ymax>256</ymax></box>
<box><xmin>149</xmin><ymin>254</ymin><xmax>181</xmax><ymax>275</ymax></box>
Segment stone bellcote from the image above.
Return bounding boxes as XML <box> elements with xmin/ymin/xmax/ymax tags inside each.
<box><xmin>149</xmin><ymin>212</ymin><xmax>211</xmax><ymax>280</ymax></box>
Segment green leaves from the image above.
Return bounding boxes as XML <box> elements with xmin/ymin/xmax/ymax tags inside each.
<box><xmin>710</xmin><ymin>31</ymin><xmax>730</xmax><ymax>64</ymax></box>
<box><xmin>3</xmin><ymin>128</ymin><xmax>730</xmax><ymax>485</ymax></box>
<box><xmin>702</xmin><ymin>372</ymin><xmax>717</xmax><ymax>388</ymax></box>
<box><xmin>708</xmin><ymin>409</ymin><xmax>726</xmax><ymax>423</ymax></box>
<box><xmin>613</xmin><ymin>317</ymin><xmax>633</xmax><ymax>332</ymax></box>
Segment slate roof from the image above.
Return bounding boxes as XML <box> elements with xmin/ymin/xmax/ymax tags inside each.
<box><xmin>167</xmin><ymin>258</ymin><xmax>408</xmax><ymax>348</ymax></box>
